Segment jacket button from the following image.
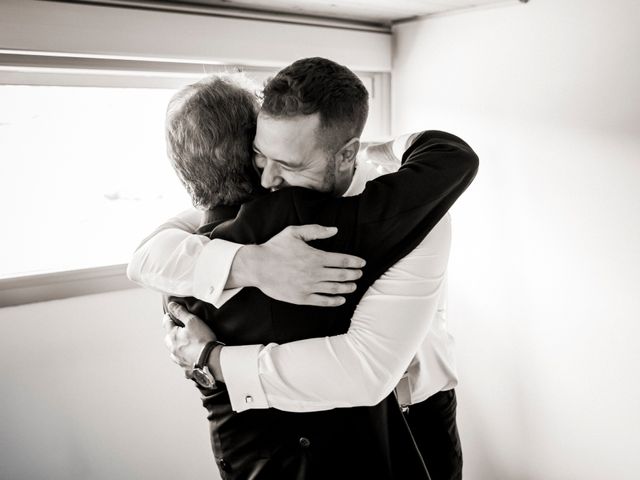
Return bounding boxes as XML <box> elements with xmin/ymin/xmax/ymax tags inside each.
<box><xmin>299</xmin><ymin>437</ymin><xmax>311</xmax><ymax>448</ymax></box>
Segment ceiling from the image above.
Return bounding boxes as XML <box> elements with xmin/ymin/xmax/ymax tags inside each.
<box><xmin>70</xmin><ymin>0</ymin><xmax>515</xmax><ymax>27</ymax></box>
<box><xmin>169</xmin><ymin>0</ymin><xmax>511</xmax><ymax>24</ymax></box>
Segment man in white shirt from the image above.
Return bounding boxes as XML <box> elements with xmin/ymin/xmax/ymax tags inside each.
<box><xmin>130</xmin><ymin>57</ymin><xmax>477</xmax><ymax>479</ymax></box>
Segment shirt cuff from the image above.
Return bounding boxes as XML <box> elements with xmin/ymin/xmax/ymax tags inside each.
<box><xmin>220</xmin><ymin>344</ymin><xmax>269</xmax><ymax>412</ymax></box>
<box><xmin>193</xmin><ymin>239</ymin><xmax>243</xmax><ymax>307</ymax></box>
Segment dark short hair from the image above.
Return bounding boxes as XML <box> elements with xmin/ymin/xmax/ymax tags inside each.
<box><xmin>261</xmin><ymin>57</ymin><xmax>369</xmax><ymax>150</ymax></box>
<box><xmin>165</xmin><ymin>74</ymin><xmax>261</xmax><ymax>209</ymax></box>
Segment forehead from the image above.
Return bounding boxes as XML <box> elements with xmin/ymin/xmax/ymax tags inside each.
<box><xmin>254</xmin><ymin>112</ymin><xmax>323</xmax><ymax>165</ymax></box>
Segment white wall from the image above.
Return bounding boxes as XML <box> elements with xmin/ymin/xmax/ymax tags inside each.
<box><xmin>0</xmin><ymin>288</ymin><xmax>222</xmax><ymax>480</ymax></box>
<box><xmin>392</xmin><ymin>1</ymin><xmax>640</xmax><ymax>479</ymax></box>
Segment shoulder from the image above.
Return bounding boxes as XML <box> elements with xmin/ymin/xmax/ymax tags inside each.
<box><xmin>234</xmin><ymin>187</ymin><xmax>339</xmax><ymax>226</ymax></box>
<box><xmin>239</xmin><ymin>187</ymin><xmax>327</xmax><ymax>211</ymax></box>
<box><xmin>412</xmin><ymin>130</ymin><xmax>476</xmax><ymax>153</ymax></box>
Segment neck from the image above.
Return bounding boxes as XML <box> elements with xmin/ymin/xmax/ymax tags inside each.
<box><xmin>333</xmin><ymin>163</ymin><xmax>357</xmax><ymax>197</ymax></box>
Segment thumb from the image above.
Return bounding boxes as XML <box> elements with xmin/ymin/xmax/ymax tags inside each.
<box><xmin>291</xmin><ymin>224</ymin><xmax>338</xmax><ymax>242</ymax></box>
<box><xmin>167</xmin><ymin>302</ymin><xmax>191</xmax><ymax>327</ymax></box>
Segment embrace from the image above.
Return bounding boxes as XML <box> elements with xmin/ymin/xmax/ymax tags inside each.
<box><xmin>128</xmin><ymin>57</ymin><xmax>478</xmax><ymax>480</ymax></box>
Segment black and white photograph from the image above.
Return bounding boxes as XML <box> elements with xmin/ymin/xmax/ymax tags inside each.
<box><xmin>0</xmin><ymin>1</ymin><xmax>638</xmax><ymax>479</ymax></box>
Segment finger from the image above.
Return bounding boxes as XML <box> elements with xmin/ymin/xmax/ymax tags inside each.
<box><xmin>317</xmin><ymin>251</ymin><xmax>366</xmax><ymax>269</ymax></box>
<box><xmin>168</xmin><ymin>302</ymin><xmax>198</xmax><ymax>327</ymax></box>
<box><xmin>313</xmin><ymin>281</ymin><xmax>357</xmax><ymax>295</ymax></box>
<box><xmin>305</xmin><ymin>294</ymin><xmax>346</xmax><ymax>308</ymax></box>
<box><xmin>164</xmin><ymin>334</ymin><xmax>175</xmax><ymax>353</ymax></box>
<box><xmin>167</xmin><ymin>311</ymin><xmax>185</xmax><ymax>328</ymax></box>
<box><xmin>162</xmin><ymin>313</ymin><xmax>175</xmax><ymax>332</ymax></box>
<box><xmin>289</xmin><ymin>224</ymin><xmax>338</xmax><ymax>242</ymax></box>
<box><xmin>319</xmin><ymin>267</ymin><xmax>363</xmax><ymax>282</ymax></box>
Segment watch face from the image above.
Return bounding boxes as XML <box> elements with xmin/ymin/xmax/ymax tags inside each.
<box><xmin>192</xmin><ymin>368</ymin><xmax>215</xmax><ymax>389</ymax></box>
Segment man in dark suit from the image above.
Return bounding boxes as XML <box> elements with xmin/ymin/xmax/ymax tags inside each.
<box><xmin>154</xmin><ymin>58</ymin><xmax>477</xmax><ymax>479</ymax></box>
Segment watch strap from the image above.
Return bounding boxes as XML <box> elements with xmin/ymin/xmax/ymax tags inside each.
<box><xmin>195</xmin><ymin>340</ymin><xmax>218</xmax><ymax>370</ymax></box>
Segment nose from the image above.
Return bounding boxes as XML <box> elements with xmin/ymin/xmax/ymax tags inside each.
<box><xmin>260</xmin><ymin>159</ymin><xmax>284</xmax><ymax>190</ymax></box>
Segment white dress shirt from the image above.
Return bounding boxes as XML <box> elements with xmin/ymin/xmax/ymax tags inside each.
<box><xmin>127</xmin><ymin>135</ymin><xmax>458</xmax><ymax>413</ymax></box>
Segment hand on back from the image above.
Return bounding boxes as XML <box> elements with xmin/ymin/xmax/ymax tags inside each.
<box><xmin>235</xmin><ymin>224</ymin><xmax>365</xmax><ymax>307</ymax></box>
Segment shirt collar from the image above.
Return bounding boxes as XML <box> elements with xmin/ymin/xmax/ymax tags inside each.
<box><xmin>343</xmin><ymin>159</ymin><xmax>379</xmax><ymax>197</ymax></box>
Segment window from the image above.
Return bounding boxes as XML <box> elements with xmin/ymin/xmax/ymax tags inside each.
<box><xmin>0</xmin><ymin>52</ymin><xmax>389</xmax><ymax>304</ymax></box>
<box><xmin>1</xmin><ymin>84</ymin><xmax>188</xmax><ymax>278</ymax></box>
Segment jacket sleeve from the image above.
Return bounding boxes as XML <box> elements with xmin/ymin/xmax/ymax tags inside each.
<box><xmin>302</xmin><ymin>130</ymin><xmax>478</xmax><ymax>279</ymax></box>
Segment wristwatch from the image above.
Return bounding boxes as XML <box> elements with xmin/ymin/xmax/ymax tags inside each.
<box><xmin>189</xmin><ymin>340</ymin><xmax>221</xmax><ymax>389</ymax></box>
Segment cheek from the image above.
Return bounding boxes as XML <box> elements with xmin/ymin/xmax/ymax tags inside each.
<box><xmin>288</xmin><ymin>161</ymin><xmax>330</xmax><ymax>188</ymax></box>
<box><xmin>282</xmin><ymin>171</ymin><xmax>323</xmax><ymax>189</ymax></box>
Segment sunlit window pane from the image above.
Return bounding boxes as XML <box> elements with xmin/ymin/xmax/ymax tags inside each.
<box><xmin>0</xmin><ymin>67</ymin><xmax>385</xmax><ymax>280</ymax></box>
<box><xmin>0</xmin><ymin>85</ymin><xmax>191</xmax><ymax>278</ymax></box>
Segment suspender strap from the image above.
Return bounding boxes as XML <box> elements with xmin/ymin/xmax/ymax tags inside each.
<box><xmin>395</xmin><ymin>371</ymin><xmax>412</xmax><ymax>411</ymax></box>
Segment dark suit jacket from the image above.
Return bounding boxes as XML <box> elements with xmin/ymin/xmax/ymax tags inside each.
<box><xmin>169</xmin><ymin>130</ymin><xmax>479</xmax><ymax>480</ymax></box>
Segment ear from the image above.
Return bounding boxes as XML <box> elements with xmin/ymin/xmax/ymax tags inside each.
<box><xmin>334</xmin><ymin>137</ymin><xmax>360</xmax><ymax>172</ymax></box>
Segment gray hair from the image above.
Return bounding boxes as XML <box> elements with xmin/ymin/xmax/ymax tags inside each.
<box><xmin>166</xmin><ymin>73</ymin><xmax>261</xmax><ymax>209</ymax></box>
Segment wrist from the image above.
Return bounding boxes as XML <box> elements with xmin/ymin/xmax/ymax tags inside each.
<box><xmin>207</xmin><ymin>345</ymin><xmax>225</xmax><ymax>383</ymax></box>
<box><xmin>228</xmin><ymin>244</ymin><xmax>262</xmax><ymax>289</ymax></box>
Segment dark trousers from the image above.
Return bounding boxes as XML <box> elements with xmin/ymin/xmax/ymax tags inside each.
<box><xmin>404</xmin><ymin>389</ymin><xmax>463</xmax><ymax>480</ymax></box>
